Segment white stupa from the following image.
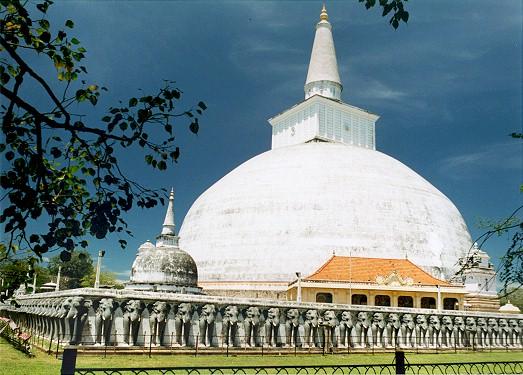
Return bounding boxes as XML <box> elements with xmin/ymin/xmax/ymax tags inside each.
<box><xmin>179</xmin><ymin>6</ymin><xmax>473</xmax><ymax>296</ymax></box>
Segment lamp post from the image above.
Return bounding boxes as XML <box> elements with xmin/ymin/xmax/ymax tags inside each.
<box><xmin>296</xmin><ymin>272</ymin><xmax>302</xmax><ymax>303</ymax></box>
<box><xmin>349</xmin><ymin>250</ymin><xmax>352</xmax><ymax>305</ymax></box>
<box><xmin>94</xmin><ymin>250</ymin><xmax>105</xmax><ymax>289</ymax></box>
<box><xmin>31</xmin><ymin>272</ymin><xmax>37</xmax><ymax>294</ymax></box>
<box><xmin>55</xmin><ymin>265</ymin><xmax>61</xmax><ymax>292</ymax></box>
<box><xmin>436</xmin><ymin>284</ymin><xmax>442</xmax><ymax>312</ymax></box>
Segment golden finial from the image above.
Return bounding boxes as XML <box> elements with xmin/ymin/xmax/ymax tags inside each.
<box><xmin>320</xmin><ymin>3</ymin><xmax>328</xmax><ymax>21</ymax></box>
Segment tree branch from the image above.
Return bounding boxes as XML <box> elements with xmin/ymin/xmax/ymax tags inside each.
<box><xmin>0</xmin><ymin>85</ymin><xmax>135</xmax><ymax>143</ymax></box>
<box><xmin>0</xmin><ymin>35</ymin><xmax>71</xmax><ymax>126</ymax></box>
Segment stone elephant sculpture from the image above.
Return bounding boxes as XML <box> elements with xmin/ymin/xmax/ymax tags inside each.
<box><xmin>440</xmin><ymin>316</ymin><xmax>454</xmax><ymax>348</ymax></box>
<box><xmin>302</xmin><ymin>309</ymin><xmax>320</xmax><ymax>348</ymax></box>
<box><xmin>321</xmin><ymin>310</ymin><xmax>337</xmax><ymax>349</ymax></box>
<box><xmin>149</xmin><ymin>301</ymin><xmax>170</xmax><ymax>346</ymax></box>
<box><xmin>221</xmin><ymin>305</ymin><xmax>239</xmax><ymax>347</ymax></box>
<box><xmin>48</xmin><ymin>299</ymin><xmax>63</xmax><ymax>340</ymax></box>
<box><xmin>40</xmin><ymin>302</ymin><xmax>52</xmax><ymax>338</ymax></box>
<box><xmin>464</xmin><ymin>317</ymin><xmax>476</xmax><ymax>348</ymax></box>
<box><xmin>284</xmin><ymin>308</ymin><xmax>300</xmax><ymax>348</ymax></box>
<box><xmin>498</xmin><ymin>319</ymin><xmax>510</xmax><ymax>347</ymax></box>
<box><xmin>371</xmin><ymin>312</ymin><xmax>386</xmax><ymax>348</ymax></box>
<box><xmin>476</xmin><ymin>317</ymin><xmax>488</xmax><ymax>348</ymax></box>
<box><xmin>243</xmin><ymin>306</ymin><xmax>262</xmax><ymax>348</ymax></box>
<box><xmin>354</xmin><ymin>311</ymin><xmax>371</xmax><ymax>348</ymax></box>
<box><xmin>507</xmin><ymin>319</ymin><xmax>520</xmax><ymax>348</ymax></box>
<box><xmin>400</xmin><ymin>313</ymin><xmax>415</xmax><ymax>348</ymax></box>
<box><xmin>174</xmin><ymin>303</ymin><xmax>193</xmax><ymax>347</ymax></box>
<box><xmin>198</xmin><ymin>304</ymin><xmax>216</xmax><ymax>347</ymax></box>
<box><xmin>58</xmin><ymin>297</ymin><xmax>73</xmax><ymax>341</ymax></box>
<box><xmin>487</xmin><ymin>318</ymin><xmax>500</xmax><ymax>347</ymax></box>
<box><xmin>453</xmin><ymin>316</ymin><xmax>466</xmax><ymax>348</ymax></box>
<box><xmin>428</xmin><ymin>315</ymin><xmax>441</xmax><ymax>348</ymax></box>
<box><xmin>94</xmin><ymin>298</ymin><xmax>117</xmax><ymax>346</ymax></box>
<box><xmin>338</xmin><ymin>311</ymin><xmax>354</xmax><ymax>348</ymax></box>
<box><xmin>264</xmin><ymin>307</ymin><xmax>280</xmax><ymax>348</ymax></box>
<box><xmin>386</xmin><ymin>313</ymin><xmax>401</xmax><ymax>348</ymax></box>
<box><xmin>122</xmin><ymin>299</ymin><xmax>145</xmax><ymax>346</ymax></box>
<box><xmin>415</xmin><ymin>314</ymin><xmax>428</xmax><ymax>348</ymax></box>
<box><xmin>64</xmin><ymin>297</ymin><xmax>91</xmax><ymax>345</ymax></box>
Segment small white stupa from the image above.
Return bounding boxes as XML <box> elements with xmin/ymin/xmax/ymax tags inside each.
<box><xmin>126</xmin><ymin>188</ymin><xmax>201</xmax><ymax>294</ymax></box>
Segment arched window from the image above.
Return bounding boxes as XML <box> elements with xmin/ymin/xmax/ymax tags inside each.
<box><xmin>351</xmin><ymin>294</ymin><xmax>367</xmax><ymax>305</ymax></box>
<box><xmin>398</xmin><ymin>296</ymin><xmax>414</xmax><ymax>308</ymax></box>
<box><xmin>421</xmin><ymin>297</ymin><xmax>436</xmax><ymax>309</ymax></box>
<box><xmin>316</xmin><ymin>293</ymin><xmax>333</xmax><ymax>303</ymax></box>
<box><xmin>375</xmin><ymin>295</ymin><xmax>391</xmax><ymax>306</ymax></box>
<box><xmin>443</xmin><ymin>298</ymin><xmax>459</xmax><ymax>310</ymax></box>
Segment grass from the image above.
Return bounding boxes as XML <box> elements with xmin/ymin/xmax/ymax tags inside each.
<box><xmin>1</xmin><ymin>337</ymin><xmax>521</xmax><ymax>375</ymax></box>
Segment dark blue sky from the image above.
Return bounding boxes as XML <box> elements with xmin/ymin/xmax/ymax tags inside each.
<box><xmin>27</xmin><ymin>1</ymin><xmax>522</xmax><ymax>281</ymax></box>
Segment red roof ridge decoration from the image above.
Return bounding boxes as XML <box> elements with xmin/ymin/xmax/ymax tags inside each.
<box><xmin>305</xmin><ymin>255</ymin><xmax>450</xmax><ymax>286</ymax></box>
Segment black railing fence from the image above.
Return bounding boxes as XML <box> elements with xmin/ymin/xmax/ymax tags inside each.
<box><xmin>58</xmin><ymin>349</ymin><xmax>523</xmax><ymax>375</ymax></box>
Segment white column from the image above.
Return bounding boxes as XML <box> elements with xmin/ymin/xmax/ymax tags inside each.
<box><xmin>55</xmin><ymin>265</ymin><xmax>61</xmax><ymax>291</ymax></box>
<box><xmin>296</xmin><ymin>272</ymin><xmax>302</xmax><ymax>303</ymax></box>
<box><xmin>31</xmin><ymin>272</ymin><xmax>37</xmax><ymax>294</ymax></box>
<box><xmin>94</xmin><ymin>250</ymin><xmax>104</xmax><ymax>288</ymax></box>
<box><xmin>437</xmin><ymin>285</ymin><xmax>442</xmax><ymax>311</ymax></box>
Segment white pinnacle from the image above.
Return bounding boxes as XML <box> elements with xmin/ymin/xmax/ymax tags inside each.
<box><xmin>304</xmin><ymin>4</ymin><xmax>343</xmax><ymax>100</ymax></box>
<box><xmin>161</xmin><ymin>188</ymin><xmax>176</xmax><ymax>235</ymax></box>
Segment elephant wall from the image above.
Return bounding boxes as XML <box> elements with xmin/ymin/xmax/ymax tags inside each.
<box><xmin>1</xmin><ymin>288</ymin><xmax>521</xmax><ymax>350</ymax></box>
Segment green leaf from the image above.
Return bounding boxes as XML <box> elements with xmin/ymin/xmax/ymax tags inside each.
<box><xmin>1</xmin><ymin>72</ymin><xmax>9</xmax><ymax>85</ymax></box>
<box><xmin>38</xmin><ymin>19</ymin><xmax>50</xmax><ymax>30</ymax></box>
<box><xmin>36</xmin><ymin>3</ymin><xmax>49</xmax><ymax>13</ymax></box>
<box><xmin>189</xmin><ymin>119</ymin><xmax>199</xmax><ymax>134</ymax></box>
<box><xmin>391</xmin><ymin>17</ymin><xmax>399</xmax><ymax>29</ymax></box>
<box><xmin>129</xmin><ymin>97</ymin><xmax>138</xmax><ymax>107</ymax></box>
<box><xmin>71</xmin><ymin>37</ymin><xmax>80</xmax><ymax>45</ymax></box>
<box><xmin>60</xmin><ymin>250</ymin><xmax>72</xmax><ymax>262</ymax></box>
<box><xmin>65</xmin><ymin>19</ymin><xmax>74</xmax><ymax>28</ymax></box>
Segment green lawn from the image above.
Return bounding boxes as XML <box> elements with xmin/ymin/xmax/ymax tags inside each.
<box><xmin>1</xmin><ymin>338</ymin><xmax>521</xmax><ymax>375</ymax></box>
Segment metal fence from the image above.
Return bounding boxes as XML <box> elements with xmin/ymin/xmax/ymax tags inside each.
<box><xmin>60</xmin><ymin>349</ymin><xmax>523</xmax><ymax>375</ymax></box>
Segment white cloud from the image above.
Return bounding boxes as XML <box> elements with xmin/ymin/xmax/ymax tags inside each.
<box><xmin>356</xmin><ymin>79</ymin><xmax>408</xmax><ymax>101</ymax></box>
<box><xmin>439</xmin><ymin>142</ymin><xmax>522</xmax><ymax>178</ymax></box>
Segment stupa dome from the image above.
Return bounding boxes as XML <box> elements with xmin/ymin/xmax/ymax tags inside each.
<box><xmin>130</xmin><ymin>245</ymin><xmax>197</xmax><ymax>287</ymax></box>
<box><xmin>498</xmin><ymin>301</ymin><xmax>521</xmax><ymax>314</ymax></box>
<box><xmin>179</xmin><ymin>142</ymin><xmax>472</xmax><ymax>282</ymax></box>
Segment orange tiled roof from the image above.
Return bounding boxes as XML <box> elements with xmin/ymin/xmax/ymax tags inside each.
<box><xmin>305</xmin><ymin>255</ymin><xmax>450</xmax><ymax>286</ymax></box>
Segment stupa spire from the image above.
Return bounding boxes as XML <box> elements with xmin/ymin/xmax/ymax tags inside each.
<box><xmin>304</xmin><ymin>4</ymin><xmax>343</xmax><ymax>100</ymax></box>
<box><xmin>161</xmin><ymin>188</ymin><xmax>176</xmax><ymax>236</ymax></box>
<box><xmin>320</xmin><ymin>3</ymin><xmax>328</xmax><ymax>21</ymax></box>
